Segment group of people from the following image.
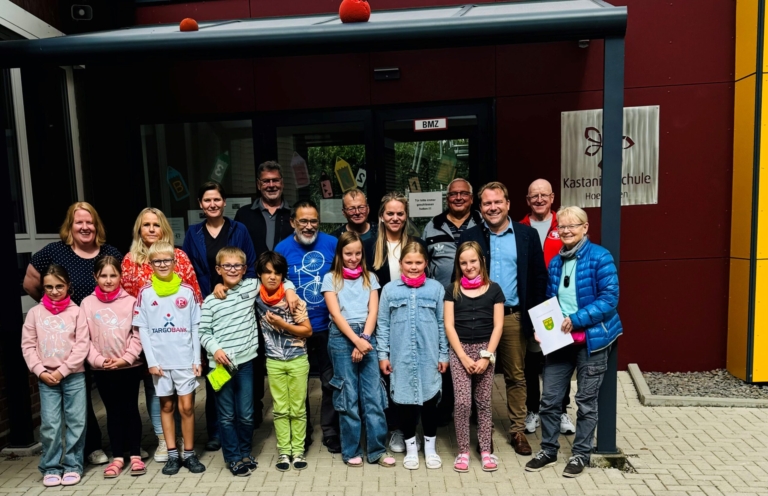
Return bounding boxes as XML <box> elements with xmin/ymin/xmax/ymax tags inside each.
<box><xmin>19</xmin><ymin>160</ymin><xmax>622</xmax><ymax>487</ymax></box>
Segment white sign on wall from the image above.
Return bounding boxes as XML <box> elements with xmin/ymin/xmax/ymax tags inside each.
<box><xmin>561</xmin><ymin>105</ymin><xmax>659</xmax><ymax>207</ymax></box>
<box><xmin>409</xmin><ymin>191</ymin><xmax>443</xmax><ymax>218</ymax></box>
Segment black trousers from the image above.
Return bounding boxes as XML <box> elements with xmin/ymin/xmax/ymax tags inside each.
<box><xmin>525</xmin><ymin>349</ymin><xmax>570</xmax><ymax>414</ymax></box>
<box><xmin>252</xmin><ymin>328</ymin><xmax>266</xmax><ymax>426</ymax></box>
<box><xmin>397</xmin><ymin>394</ymin><xmax>439</xmax><ymax>439</ymax></box>
<box><xmin>203</xmin><ymin>359</ymin><xmax>220</xmax><ymax>441</ymax></box>
<box><xmin>84</xmin><ymin>366</ymin><xmax>104</xmax><ymax>455</ymax></box>
<box><xmin>305</xmin><ymin>331</ymin><xmax>339</xmax><ymax>439</ymax></box>
<box><xmin>93</xmin><ymin>367</ymin><xmax>143</xmax><ymax>458</ymax></box>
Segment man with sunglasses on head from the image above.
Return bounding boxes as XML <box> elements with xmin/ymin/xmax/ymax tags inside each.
<box><xmin>235</xmin><ymin>161</ymin><xmax>295</xmax><ymax>430</ymax></box>
<box><xmin>331</xmin><ymin>189</ymin><xmax>378</xmax><ymax>242</ymax></box>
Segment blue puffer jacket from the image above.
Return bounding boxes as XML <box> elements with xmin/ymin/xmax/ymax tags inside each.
<box><xmin>547</xmin><ymin>238</ymin><xmax>623</xmax><ymax>354</ymax></box>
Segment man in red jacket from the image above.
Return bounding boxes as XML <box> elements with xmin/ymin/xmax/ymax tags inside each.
<box><xmin>519</xmin><ymin>179</ymin><xmax>575</xmax><ymax>437</ymax></box>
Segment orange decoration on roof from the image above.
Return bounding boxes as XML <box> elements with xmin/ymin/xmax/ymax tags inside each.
<box><xmin>179</xmin><ymin>18</ymin><xmax>199</xmax><ymax>32</ymax></box>
<box><xmin>339</xmin><ymin>0</ymin><xmax>371</xmax><ymax>23</ymax></box>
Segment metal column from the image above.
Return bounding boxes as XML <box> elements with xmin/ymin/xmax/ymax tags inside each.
<box><xmin>595</xmin><ymin>35</ymin><xmax>625</xmax><ymax>455</ymax></box>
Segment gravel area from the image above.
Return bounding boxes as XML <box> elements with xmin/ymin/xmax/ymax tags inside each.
<box><xmin>643</xmin><ymin>369</ymin><xmax>768</xmax><ymax>399</ymax></box>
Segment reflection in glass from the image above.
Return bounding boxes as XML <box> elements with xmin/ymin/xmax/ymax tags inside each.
<box><xmin>2</xmin><ymin>70</ymin><xmax>24</xmax><ymax>234</ymax></box>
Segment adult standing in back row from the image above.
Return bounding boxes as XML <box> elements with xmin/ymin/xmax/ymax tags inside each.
<box><xmin>458</xmin><ymin>181</ymin><xmax>548</xmax><ymax>456</ymax></box>
<box><xmin>183</xmin><ymin>181</ymin><xmax>258</xmax><ymax>453</ymax></box>
<box><xmin>519</xmin><ymin>179</ymin><xmax>575</xmax><ymax>437</ymax></box>
<box><xmin>235</xmin><ymin>161</ymin><xmax>295</xmax><ymax>428</ymax></box>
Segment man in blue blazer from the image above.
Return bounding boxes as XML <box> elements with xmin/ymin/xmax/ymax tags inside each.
<box><xmin>458</xmin><ymin>181</ymin><xmax>548</xmax><ymax>456</ymax></box>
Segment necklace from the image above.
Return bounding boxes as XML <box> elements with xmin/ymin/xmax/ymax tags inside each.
<box><xmin>563</xmin><ymin>259</ymin><xmax>576</xmax><ymax>288</ymax></box>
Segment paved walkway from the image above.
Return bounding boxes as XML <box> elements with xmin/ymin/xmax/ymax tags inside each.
<box><xmin>0</xmin><ymin>372</ymin><xmax>767</xmax><ymax>495</ymax></box>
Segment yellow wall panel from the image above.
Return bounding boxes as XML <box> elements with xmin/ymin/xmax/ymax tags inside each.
<box><xmin>758</xmin><ymin>76</ymin><xmax>768</xmax><ymax>259</ymax></box>
<box><xmin>739</xmin><ymin>0</ymin><xmax>758</xmax><ymax>79</ymax></box>
<box><xmin>732</xmin><ymin>76</ymin><xmax>756</xmax><ymax>259</ymax></box>
<box><xmin>727</xmin><ymin>258</ymin><xmax>751</xmax><ymax>380</ymax></box>
<box><xmin>752</xmin><ymin>260</ymin><xmax>768</xmax><ymax>381</ymax></box>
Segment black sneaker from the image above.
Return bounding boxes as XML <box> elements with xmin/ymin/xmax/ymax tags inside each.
<box><xmin>292</xmin><ymin>454</ymin><xmax>307</xmax><ymax>471</ymax></box>
<box><xmin>182</xmin><ymin>454</ymin><xmax>206</xmax><ymax>473</ymax></box>
<box><xmin>525</xmin><ymin>451</ymin><xmax>558</xmax><ymax>472</ymax></box>
<box><xmin>563</xmin><ymin>455</ymin><xmax>586</xmax><ymax>478</ymax></box>
<box><xmin>242</xmin><ymin>456</ymin><xmax>258</xmax><ymax>471</ymax></box>
<box><xmin>322</xmin><ymin>435</ymin><xmax>341</xmax><ymax>454</ymax></box>
<box><xmin>276</xmin><ymin>454</ymin><xmax>291</xmax><ymax>472</ymax></box>
<box><xmin>205</xmin><ymin>438</ymin><xmax>221</xmax><ymax>451</ymax></box>
<box><xmin>162</xmin><ymin>457</ymin><xmax>182</xmax><ymax>475</ymax></box>
<box><xmin>228</xmin><ymin>461</ymin><xmax>251</xmax><ymax>477</ymax></box>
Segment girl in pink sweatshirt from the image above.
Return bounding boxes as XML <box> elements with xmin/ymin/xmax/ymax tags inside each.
<box><xmin>80</xmin><ymin>256</ymin><xmax>145</xmax><ymax>478</ymax></box>
<box><xmin>21</xmin><ymin>264</ymin><xmax>89</xmax><ymax>488</ymax></box>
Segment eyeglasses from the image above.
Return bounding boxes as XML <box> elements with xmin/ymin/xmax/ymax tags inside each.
<box><xmin>259</xmin><ymin>178</ymin><xmax>282</xmax><ymax>185</ymax></box>
<box><xmin>43</xmin><ymin>284</ymin><xmax>67</xmax><ymax>293</ymax></box>
<box><xmin>447</xmin><ymin>191</ymin><xmax>472</xmax><ymax>199</ymax></box>
<box><xmin>527</xmin><ymin>193</ymin><xmax>553</xmax><ymax>201</ymax></box>
<box><xmin>218</xmin><ymin>263</ymin><xmax>247</xmax><ymax>272</ymax></box>
<box><xmin>296</xmin><ymin>219</ymin><xmax>319</xmax><ymax>227</ymax></box>
<box><xmin>557</xmin><ymin>224</ymin><xmax>585</xmax><ymax>232</ymax></box>
<box><xmin>343</xmin><ymin>205</ymin><xmax>368</xmax><ymax>214</ymax></box>
<box><xmin>150</xmin><ymin>258</ymin><xmax>175</xmax><ymax>267</ymax></box>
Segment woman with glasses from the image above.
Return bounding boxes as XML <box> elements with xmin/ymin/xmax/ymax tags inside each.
<box><xmin>22</xmin><ymin>202</ymin><xmax>123</xmax><ymax>468</ymax></box>
<box><xmin>121</xmin><ymin>207</ymin><xmax>203</xmax><ymax>462</ymax></box>
<box><xmin>524</xmin><ymin>206</ymin><xmax>623</xmax><ymax>479</ymax></box>
<box><xmin>182</xmin><ymin>181</ymin><xmax>258</xmax><ymax>453</ymax></box>
<box><xmin>362</xmin><ymin>191</ymin><xmax>428</xmax><ymax>454</ymax></box>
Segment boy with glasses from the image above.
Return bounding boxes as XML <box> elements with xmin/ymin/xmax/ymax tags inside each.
<box><xmin>200</xmin><ymin>247</ymin><xmax>298</xmax><ymax>476</ymax></box>
<box><xmin>133</xmin><ymin>241</ymin><xmax>205</xmax><ymax>475</ymax></box>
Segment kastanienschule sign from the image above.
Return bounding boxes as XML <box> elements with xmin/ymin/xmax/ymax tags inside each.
<box><xmin>561</xmin><ymin>106</ymin><xmax>659</xmax><ymax>207</ymax></box>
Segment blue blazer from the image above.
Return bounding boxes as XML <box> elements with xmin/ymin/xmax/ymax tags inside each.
<box><xmin>547</xmin><ymin>238</ymin><xmax>623</xmax><ymax>354</ymax></box>
<box><xmin>182</xmin><ymin>217</ymin><xmax>257</xmax><ymax>298</ymax></box>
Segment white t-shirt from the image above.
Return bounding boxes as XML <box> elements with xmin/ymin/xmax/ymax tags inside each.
<box><xmin>387</xmin><ymin>241</ymin><xmax>402</xmax><ymax>283</ymax></box>
<box><xmin>133</xmin><ymin>283</ymin><xmax>201</xmax><ymax>369</ymax></box>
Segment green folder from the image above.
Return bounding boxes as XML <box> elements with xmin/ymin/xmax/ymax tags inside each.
<box><xmin>207</xmin><ymin>363</ymin><xmax>235</xmax><ymax>392</ymax></box>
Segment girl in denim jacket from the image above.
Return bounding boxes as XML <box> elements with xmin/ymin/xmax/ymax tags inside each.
<box><xmin>376</xmin><ymin>242</ymin><xmax>449</xmax><ymax>470</ymax></box>
<box><xmin>322</xmin><ymin>232</ymin><xmax>396</xmax><ymax>468</ymax></box>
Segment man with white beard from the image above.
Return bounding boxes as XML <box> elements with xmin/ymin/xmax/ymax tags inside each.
<box><xmin>275</xmin><ymin>201</ymin><xmax>340</xmax><ymax>453</ymax></box>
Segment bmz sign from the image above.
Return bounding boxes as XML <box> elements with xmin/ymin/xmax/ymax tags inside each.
<box><xmin>414</xmin><ymin>118</ymin><xmax>447</xmax><ymax>132</ymax></box>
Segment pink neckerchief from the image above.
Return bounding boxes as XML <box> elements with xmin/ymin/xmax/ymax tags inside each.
<box><xmin>342</xmin><ymin>266</ymin><xmax>363</xmax><ymax>280</ymax></box>
<box><xmin>401</xmin><ymin>273</ymin><xmax>426</xmax><ymax>288</ymax></box>
<box><xmin>460</xmin><ymin>275</ymin><xmax>483</xmax><ymax>289</ymax></box>
<box><xmin>42</xmin><ymin>294</ymin><xmax>71</xmax><ymax>315</ymax></box>
<box><xmin>95</xmin><ymin>286</ymin><xmax>121</xmax><ymax>303</ymax></box>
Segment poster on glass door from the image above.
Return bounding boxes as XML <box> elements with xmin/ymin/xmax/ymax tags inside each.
<box><xmin>561</xmin><ymin>105</ymin><xmax>659</xmax><ymax>207</ymax></box>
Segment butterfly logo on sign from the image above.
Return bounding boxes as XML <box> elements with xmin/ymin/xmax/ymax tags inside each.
<box><xmin>584</xmin><ymin>127</ymin><xmax>635</xmax><ymax>169</ymax></box>
<box><xmin>543</xmin><ymin>317</ymin><xmax>555</xmax><ymax>331</ymax></box>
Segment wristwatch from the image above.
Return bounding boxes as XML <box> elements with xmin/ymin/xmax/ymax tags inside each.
<box><xmin>479</xmin><ymin>350</ymin><xmax>496</xmax><ymax>365</ymax></box>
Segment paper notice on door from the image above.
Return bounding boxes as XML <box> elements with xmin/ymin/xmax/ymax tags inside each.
<box><xmin>168</xmin><ymin>217</ymin><xmax>186</xmax><ymax>247</ymax></box>
<box><xmin>188</xmin><ymin>210</ymin><xmax>206</xmax><ymax>227</ymax></box>
<box><xmin>224</xmin><ymin>197</ymin><xmax>252</xmax><ymax>219</ymax></box>
<box><xmin>319</xmin><ymin>199</ymin><xmax>346</xmax><ymax>224</ymax></box>
<box><xmin>528</xmin><ymin>297</ymin><xmax>573</xmax><ymax>355</ymax></box>
<box><xmin>409</xmin><ymin>191</ymin><xmax>442</xmax><ymax>218</ymax></box>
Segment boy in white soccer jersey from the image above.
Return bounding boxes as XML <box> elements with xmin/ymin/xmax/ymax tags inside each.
<box><xmin>133</xmin><ymin>241</ymin><xmax>205</xmax><ymax>476</ymax></box>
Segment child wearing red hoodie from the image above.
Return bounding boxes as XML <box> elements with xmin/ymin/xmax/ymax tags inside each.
<box><xmin>80</xmin><ymin>256</ymin><xmax>145</xmax><ymax>478</ymax></box>
<box><xmin>22</xmin><ymin>264</ymin><xmax>89</xmax><ymax>488</ymax></box>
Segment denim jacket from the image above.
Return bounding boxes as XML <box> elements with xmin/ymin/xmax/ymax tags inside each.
<box><xmin>376</xmin><ymin>278</ymin><xmax>449</xmax><ymax>405</ymax></box>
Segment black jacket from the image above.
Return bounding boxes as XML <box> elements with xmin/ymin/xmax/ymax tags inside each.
<box><xmin>458</xmin><ymin>221</ymin><xmax>548</xmax><ymax>337</ymax></box>
<box><xmin>234</xmin><ymin>201</ymin><xmax>294</xmax><ymax>256</ymax></box>
<box><xmin>363</xmin><ymin>236</ymin><xmax>428</xmax><ymax>288</ymax></box>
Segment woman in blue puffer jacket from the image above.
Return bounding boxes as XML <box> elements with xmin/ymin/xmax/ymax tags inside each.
<box><xmin>524</xmin><ymin>206</ymin><xmax>622</xmax><ymax>479</ymax></box>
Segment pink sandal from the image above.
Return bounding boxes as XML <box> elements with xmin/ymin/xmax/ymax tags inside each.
<box><xmin>43</xmin><ymin>474</ymin><xmax>61</xmax><ymax>487</ymax></box>
<box><xmin>454</xmin><ymin>453</ymin><xmax>470</xmax><ymax>473</ymax></box>
<box><xmin>61</xmin><ymin>472</ymin><xmax>81</xmax><ymax>486</ymax></box>
<box><xmin>104</xmin><ymin>459</ymin><xmax>123</xmax><ymax>478</ymax></box>
<box><xmin>481</xmin><ymin>451</ymin><xmax>498</xmax><ymax>472</ymax></box>
<box><xmin>129</xmin><ymin>456</ymin><xmax>146</xmax><ymax>476</ymax></box>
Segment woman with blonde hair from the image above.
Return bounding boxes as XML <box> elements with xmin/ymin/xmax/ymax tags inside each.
<box><xmin>120</xmin><ymin>207</ymin><xmax>202</xmax><ymax>463</ymax></box>
<box><xmin>22</xmin><ymin>201</ymin><xmax>123</xmax><ymax>467</ymax></box>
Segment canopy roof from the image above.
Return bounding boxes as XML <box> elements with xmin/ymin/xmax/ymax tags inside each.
<box><xmin>0</xmin><ymin>0</ymin><xmax>626</xmax><ymax>68</ymax></box>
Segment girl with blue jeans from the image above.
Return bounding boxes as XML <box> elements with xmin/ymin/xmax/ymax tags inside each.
<box><xmin>377</xmin><ymin>241</ymin><xmax>449</xmax><ymax>470</ymax></box>
<box><xmin>322</xmin><ymin>232</ymin><xmax>395</xmax><ymax>468</ymax></box>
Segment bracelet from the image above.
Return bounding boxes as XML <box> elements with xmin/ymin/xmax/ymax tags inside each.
<box><xmin>359</xmin><ymin>333</ymin><xmax>371</xmax><ymax>342</ymax></box>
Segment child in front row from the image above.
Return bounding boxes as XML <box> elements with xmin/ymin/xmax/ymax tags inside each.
<box><xmin>80</xmin><ymin>256</ymin><xmax>145</xmax><ymax>478</ymax></box>
<box><xmin>133</xmin><ymin>241</ymin><xmax>205</xmax><ymax>476</ymax></box>
<box><xmin>201</xmin><ymin>247</ymin><xmax>298</xmax><ymax>477</ymax></box>
<box><xmin>377</xmin><ymin>241</ymin><xmax>449</xmax><ymax>470</ymax></box>
<box><xmin>254</xmin><ymin>251</ymin><xmax>312</xmax><ymax>472</ymax></box>
<box><xmin>22</xmin><ymin>264</ymin><xmax>89</xmax><ymax>488</ymax></box>
<box><xmin>322</xmin><ymin>232</ymin><xmax>395</xmax><ymax>468</ymax></box>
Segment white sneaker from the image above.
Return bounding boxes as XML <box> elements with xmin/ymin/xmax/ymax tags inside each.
<box><xmin>525</xmin><ymin>412</ymin><xmax>540</xmax><ymax>434</ymax></box>
<box><xmin>154</xmin><ymin>437</ymin><xmax>168</xmax><ymax>462</ymax></box>
<box><xmin>560</xmin><ymin>413</ymin><xmax>576</xmax><ymax>435</ymax></box>
<box><xmin>389</xmin><ymin>430</ymin><xmax>405</xmax><ymax>453</ymax></box>
<box><xmin>87</xmin><ymin>449</ymin><xmax>108</xmax><ymax>465</ymax></box>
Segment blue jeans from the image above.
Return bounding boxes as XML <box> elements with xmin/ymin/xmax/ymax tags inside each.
<box><xmin>540</xmin><ymin>344</ymin><xmax>609</xmax><ymax>461</ymax></box>
<box><xmin>38</xmin><ymin>373</ymin><xmax>86</xmax><ymax>476</ymax></box>
<box><xmin>328</xmin><ymin>324</ymin><xmax>389</xmax><ymax>463</ymax></box>
<box><xmin>215</xmin><ymin>359</ymin><xmax>254</xmax><ymax>463</ymax></box>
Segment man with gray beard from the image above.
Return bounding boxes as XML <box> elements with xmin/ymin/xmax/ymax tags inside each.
<box><xmin>275</xmin><ymin>201</ymin><xmax>340</xmax><ymax>453</ymax></box>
